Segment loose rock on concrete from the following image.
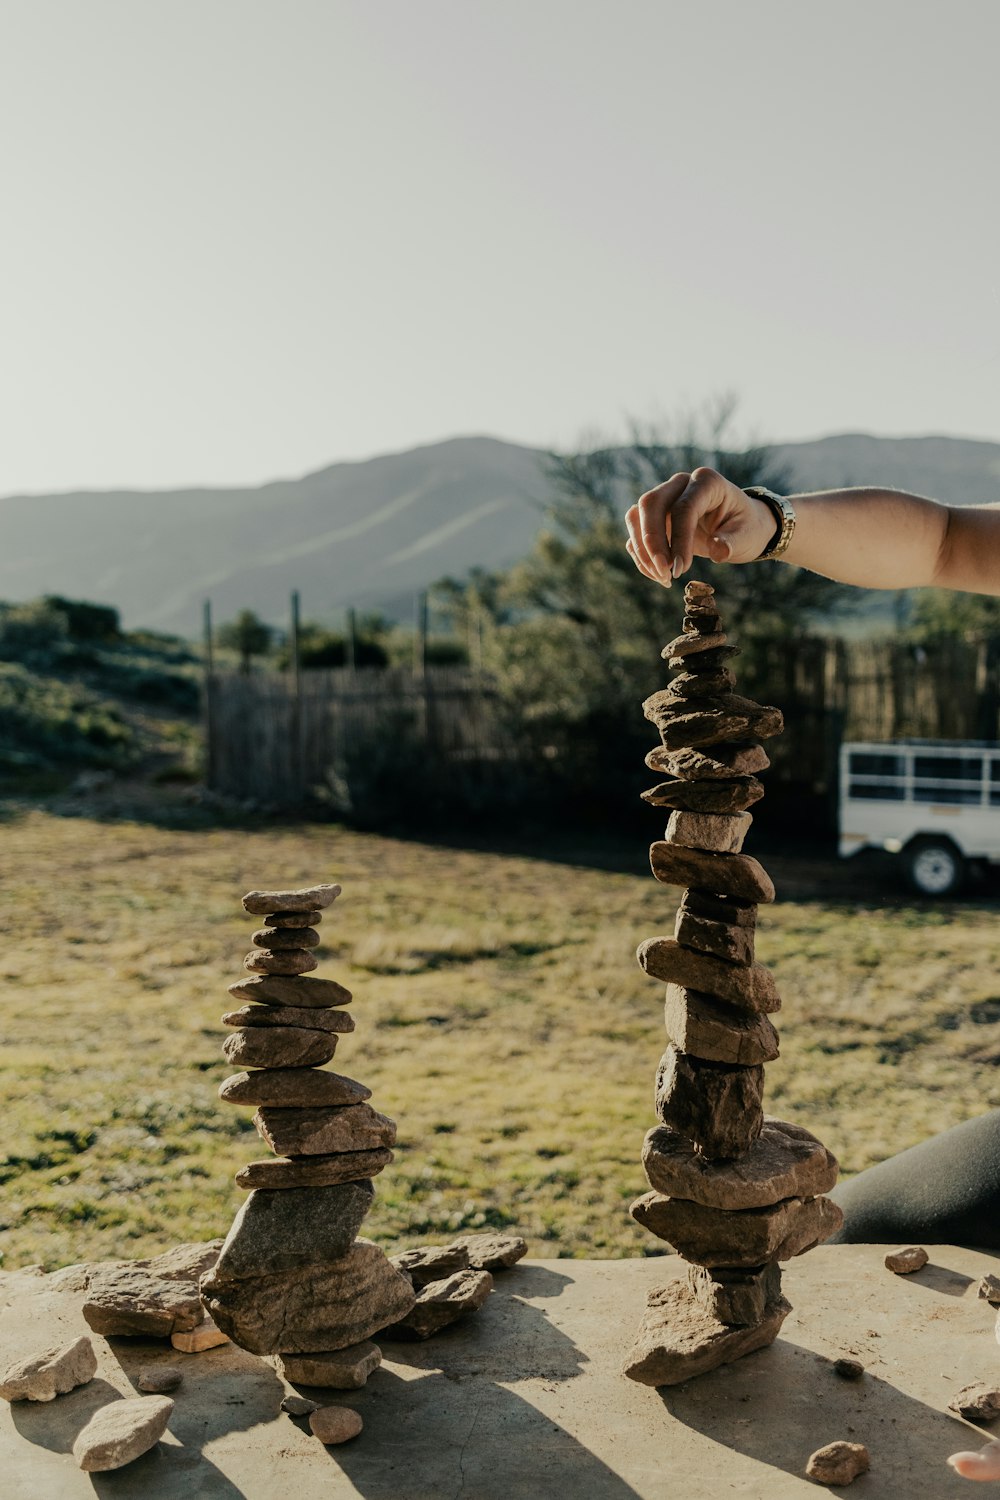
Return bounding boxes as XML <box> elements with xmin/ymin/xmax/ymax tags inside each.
<box><xmin>884</xmin><ymin>1246</ymin><xmax>928</xmax><ymax>1274</ymax></box>
<box><xmin>309</xmin><ymin>1404</ymin><xmax>363</xmax><ymax>1444</ymax></box>
<box><xmin>805</xmin><ymin>1440</ymin><xmax>870</xmax><ymax>1485</ymax></box>
<box><xmin>278</xmin><ymin>1341</ymin><xmax>382</xmax><ymax>1389</ymax></box>
<box><xmin>280</xmin><ymin>1394</ymin><xmax>319</xmax><ymax>1417</ymax></box>
<box><xmin>137</xmin><ymin>1366</ymin><xmax>183</xmax><ymax>1393</ymax></box>
<box><xmin>449</xmin><ymin>1232</ymin><xmax>528</xmax><ymax>1271</ymax></box>
<box><xmin>950</xmin><ymin>1383</ymin><xmax>1000</xmax><ymax>1421</ymax></box>
<box><xmin>72</xmin><ymin>1395</ymin><xmax>174</xmax><ymax>1472</ymax></box>
<box><xmin>0</xmin><ymin>1335</ymin><xmax>96</xmax><ymax>1402</ymax></box>
<box><xmin>171</xmin><ymin>1316</ymin><xmax>231</xmax><ymax>1353</ymax></box>
<box><xmin>384</xmin><ymin>1268</ymin><xmax>494</xmax><ymax>1340</ymax></box>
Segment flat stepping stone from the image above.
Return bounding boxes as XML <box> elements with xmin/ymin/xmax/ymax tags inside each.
<box><xmin>72</xmin><ymin>1394</ymin><xmax>174</xmax><ymax>1472</ymax></box>
<box><xmin>236</xmin><ymin>1148</ymin><xmax>394</xmax><ymax>1190</ymax></box>
<box><xmin>642</xmin><ymin>1118</ymin><xmax>839</xmax><ymax>1209</ymax></box>
<box><xmin>630</xmin><ymin>1190</ymin><xmax>843</xmax><ymax>1267</ymax></box>
<box><xmin>219</xmin><ymin>1069</ymin><xmax>371</xmax><ymax>1109</ymax></box>
<box><xmin>243</xmin><ymin>884</ymin><xmax>341</xmax><ymax>914</ymax></box>
<box><xmin>655</xmin><ymin>1046</ymin><xmax>764</xmax><ymax>1161</ymax></box>
<box><xmin>638</xmin><ymin>937</ymin><xmax>779</xmax><ymax>1011</ymax></box>
<box><xmin>278</xmin><ymin>1341</ymin><xmax>382</xmax><ymax>1389</ymax></box>
<box><xmin>0</xmin><ymin>1336</ymin><xmax>96</xmax><ymax>1402</ymax></box>
<box><xmin>228</xmin><ymin>974</ymin><xmax>352</xmax><ymax>1008</ymax></box>
<box><xmin>663</xmin><ymin>985</ymin><xmax>779</xmax><ymax>1065</ymax></box>
<box><xmin>253</xmin><ymin>1103</ymin><xmax>397</xmax><ymax>1157</ymax></box>
<box><xmin>244</xmin><ymin>948</ymin><xmax>318</xmax><ymax>976</ymax></box>
<box><xmin>622</xmin><ymin>1278</ymin><xmax>790</xmax><ymax>1387</ymax></box>
<box><xmin>202</xmin><ymin>1238</ymin><xmax>415</xmax><ymax>1355</ymax></box>
<box><xmin>642</xmin><ymin>777</ymin><xmax>765</xmax><ymax>814</ymax></box>
<box><xmin>647</xmin><ymin>742</ymin><xmax>770</xmax><ymax>780</ymax></box>
<box><xmin>222</xmin><ymin>1004</ymin><xmax>355</xmax><ymax>1035</ymax></box>
<box><xmin>649</xmin><ymin>843</ymin><xmax>775</xmax><ymax>903</ymax></box>
<box><xmin>221</xmin><ymin>1026</ymin><xmax>339</xmax><ymax>1070</ymax></box>
<box><xmin>251</xmin><ymin>927</ymin><xmax>321</xmax><ymax>950</ymax></box>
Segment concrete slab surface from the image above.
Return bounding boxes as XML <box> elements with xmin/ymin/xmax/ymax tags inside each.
<box><xmin>3</xmin><ymin>1243</ymin><xmax>1000</xmax><ymax>1498</ymax></box>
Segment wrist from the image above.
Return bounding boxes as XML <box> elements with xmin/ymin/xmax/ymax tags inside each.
<box><xmin>743</xmin><ymin>487</ymin><xmax>796</xmax><ymax>561</ymax></box>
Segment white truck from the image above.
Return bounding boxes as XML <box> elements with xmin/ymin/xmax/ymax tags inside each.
<box><xmin>838</xmin><ymin>738</ymin><xmax>1000</xmax><ymax>895</ymax></box>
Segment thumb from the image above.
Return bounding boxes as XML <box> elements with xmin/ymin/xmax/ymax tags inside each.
<box><xmin>708</xmin><ymin>532</ymin><xmax>734</xmax><ymax>563</ymax></box>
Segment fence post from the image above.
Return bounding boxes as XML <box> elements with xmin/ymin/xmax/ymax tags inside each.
<box><xmin>290</xmin><ymin>590</ymin><xmax>302</xmax><ymax>800</ymax></box>
<box><xmin>346</xmin><ymin>608</ymin><xmax>357</xmax><ymax>673</ymax></box>
<box><xmin>203</xmin><ymin>599</ymin><xmax>216</xmax><ymax>789</ymax></box>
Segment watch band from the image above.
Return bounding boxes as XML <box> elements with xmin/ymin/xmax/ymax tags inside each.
<box><xmin>744</xmin><ymin>486</ymin><xmax>796</xmax><ymax>561</ymax></box>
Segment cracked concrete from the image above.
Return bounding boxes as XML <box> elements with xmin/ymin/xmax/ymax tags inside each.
<box><xmin>3</xmin><ymin>1246</ymin><xmax>999</xmax><ymax>1498</ymax></box>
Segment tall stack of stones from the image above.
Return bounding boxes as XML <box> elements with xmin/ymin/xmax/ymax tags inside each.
<box><xmin>622</xmin><ymin>582</ymin><xmax>843</xmax><ymax>1388</ymax></box>
<box><xmin>200</xmin><ymin>882</ymin><xmax>415</xmax><ymax>1363</ymax></box>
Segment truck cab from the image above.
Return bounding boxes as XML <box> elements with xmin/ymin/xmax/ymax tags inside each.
<box><xmin>839</xmin><ymin>738</ymin><xmax>1000</xmax><ymax>895</ymax></box>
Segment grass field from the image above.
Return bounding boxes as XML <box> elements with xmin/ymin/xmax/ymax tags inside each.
<box><xmin>3</xmin><ymin>804</ymin><xmax>1000</xmax><ymax>1270</ymax></box>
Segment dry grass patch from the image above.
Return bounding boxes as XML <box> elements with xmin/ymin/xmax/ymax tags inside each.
<box><xmin>2</xmin><ymin>808</ymin><xmax>999</xmax><ymax>1268</ymax></box>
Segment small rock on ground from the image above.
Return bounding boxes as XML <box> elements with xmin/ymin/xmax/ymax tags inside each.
<box><xmin>171</xmin><ymin>1316</ymin><xmax>230</xmax><ymax>1353</ymax></box>
<box><xmin>950</xmin><ymin>1383</ymin><xmax>1000</xmax><ymax>1421</ymax></box>
<box><xmin>832</xmin><ymin>1358</ymin><xmax>865</xmax><ymax>1380</ymax></box>
<box><xmin>884</xmin><ymin>1246</ymin><xmax>928</xmax><ymax>1274</ymax></box>
<box><xmin>73</xmin><ymin>1395</ymin><xmax>174</xmax><ymax>1472</ymax></box>
<box><xmin>309</xmin><ymin>1405</ymin><xmax>363</xmax><ymax>1444</ymax></box>
<box><xmin>979</xmin><ymin>1274</ymin><xmax>1000</xmax><ymax>1305</ymax></box>
<box><xmin>281</xmin><ymin>1394</ymin><xmax>319</xmax><ymax>1417</ymax></box>
<box><xmin>384</xmin><ymin>1268</ymin><xmax>493</xmax><ymax>1340</ymax></box>
<box><xmin>391</xmin><ymin>1242</ymin><xmax>470</xmax><ymax>1287</ymax></box>
<box><xmin>137</xmin><ymin>1367</ymin><xmax>182</xmax><ymax>1394</ymax></box>
<box><xmin>805</xmin><ymin>1441</ymin><xmax>870</xmax><ymax>1485</ymax></box>
<box><xmin>0</xmin><ymin>1336</ymin><xmax>97</xmax><ymax>1402</ymax></box>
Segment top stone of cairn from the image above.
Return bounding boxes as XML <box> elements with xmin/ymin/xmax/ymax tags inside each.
<box><xmin>242</xmin><ymin>883</ymin><xmax>342</xmax><ymax>915</ymax></box>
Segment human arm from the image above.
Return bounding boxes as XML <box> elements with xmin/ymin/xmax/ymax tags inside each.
<box><xmin>624</xmin><ymin>467</ymin><xmax>1000</xmax><ymax>595</ymax></box>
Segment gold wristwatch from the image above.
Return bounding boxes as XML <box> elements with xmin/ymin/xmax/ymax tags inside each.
<box><xmin>743</xmin><ymin>486</ymin><xmax>796</xmax><ymax>560</ymax></box>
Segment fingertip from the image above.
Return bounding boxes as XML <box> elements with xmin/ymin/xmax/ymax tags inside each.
<box><xmin>671</xmin><ymin>556</ymin><xmax>685</xmax><ymax>580</ymax></box>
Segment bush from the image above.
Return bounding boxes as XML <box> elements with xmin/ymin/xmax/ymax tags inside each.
<box><xmin>43</xmin><ymin>597</ymin><xmax>120</xmax><ymax>642</ymax></box>
<box><xmin>0</xmin><ymin>601</ymin><xmax>69</xmax><ymax>656</ymax></box>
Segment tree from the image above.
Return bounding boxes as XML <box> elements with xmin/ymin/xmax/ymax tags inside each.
<box><xmin>217</xmin><ymin>609</ymin><xmax>274</xmax><ymax>673</ymax></box>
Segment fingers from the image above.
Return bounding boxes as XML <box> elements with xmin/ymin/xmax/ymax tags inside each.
<box><xmin>668</xmin><ymin>468</ymin><xmax>734</xmax><ymax>577</ymax></box>
<box><xmin>625</xmin><ymin>472</ymin><xmax>690</xmax><ymax>586</ymax></box>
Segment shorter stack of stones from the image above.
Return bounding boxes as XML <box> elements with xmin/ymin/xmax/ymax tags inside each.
<box><xmin>201</xmin><ymin>883</ymin><xmax>415</xmax><ymax>1372</ymax></box>
<box><xmin>622</xmin><ymin>582</ymin><xmax>842</xmax><ymax>1388</ymax></box>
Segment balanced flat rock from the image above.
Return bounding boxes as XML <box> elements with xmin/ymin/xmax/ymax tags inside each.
<box><xmin>665</xmin><ymin>809</ymin><xmax>752</xmax><ymax>853</ymax></box>
<box><xmin>687</xmin><ymin>1263</ymin><xmax>783</xmax><ymax>1327</ymax></box>
<box><xmin>171</xmin><ymin>1317</ymin><xmax>230</xmax><ymax>1353</ymax></box>
<box><xmin>278</xmin><ymin>1341</ymin><xmax>382</xmax><ymax>1389</ymax></box>
<box><xmin>623</xmin><ymin>1279</ymin><xmax>790</xmax><ymax>1387</ymax></box>
<box><xmin>236</xmin><ymin>1148</ymin><xmax>394</xmax><ymax>1190</ymax></box>
<box><xmin>72</xmin><ymin>1395</ymin><xmax>173</xmax><ymax>1471</ymax></box>
<box><xmin>638</xmin><ymin>937</ymin><xmax>779</xmax><ymax>1011</ymax></box>
<box><xmin>663</xmin><ymin>668</ymin><xmax>736</xmax><ymax>698</ymax></box>
<box><xmin>663</xmin><ymin>986</ymin><xmax>779</xmax><ymax>1065</ymax></box>
<box><xmin>253</xmin><ymin>1103</ymin><xmax>397</xmax><ymax>1156</ymax></box>
<box><xmin>201</xmin><ymin>1239</ymin><xmax>416</xmax><ymax>1355</ymax></box>
<box><xmin>649</xmin><ymin>843</ymin><xmax>775</xmax><ymax>902</ymax></box>
<box><xmin>642</xmin><ymin>776</ymin><xmax>765</xmax><ymax>813</ymax></box>
<box><xmin>391</xmin><ymin>1243</ymin><xmax>471</xmax><ymax>1288</ymax></box>
<box><xmin>243</xmin><ymin>948</ymin><xmax>318</xmax><ymax>976</ymax></box>
<box><xmin>449</xmin><ymin>1232</ymin><xmax>529</xmax><ymax>1271</ymax></box>
<box><xmin>220</xmin><ymin>1070</ymin><xmax>371</xmax><ymax>1109</ymax></box>
<box><xmin>212</xmin><ymin>1182</ymin><xmax>375</xmax><ymax>1279</ymax></box>
<box><xmin>222</xmin><ymin>1004</ymin><xmax>355</xmax><ymax>1035</ymax></box>
<box><xmin>4</xmin><ymin>1246</ymin><xmax>1000</xmax><ymax>1497</ymax></box>
<box><xmin>228</xmin><ymin>974</ymin><xmax>352</xmax><ymax>1008</ymax></box>
<box><xmin>647</xmin><ymin>741</ymin><xmax>770</xmax><ymax>780</ymax></box>
<box><xmin>221</xmin><ymin>1026</ymin><xmax>338</xmax><ymax>1070</ymax></box>
<box><xmin>383</xmin><ymin>1269</ymin><xmax>494</xmax><ymax>1340</ymax></box>
<box><xmin>655</xmin><ymin>1046</ymin><xmax>764</xmax><ymax>1160</ymax></box>
<box><xmin>82</xmin><ymin>1269</ymin><xmax>204</xmax><ymax>1338</ymax></box>
<box><xmin>661</xmin><ymin>630</ymin><xmax>728</xmax><ymax>659</ymax></box>
<box><xmin>263</xmin><ymin>910</ymin><xmax>323</xmax><ymax>928</ymax></box>
<box><xmin>643</xmin><ymin>693</ymin><xmax>783</xmax><ymax>752</ymax></box>
<box><xmin>674</xmin><ymin>907</ymin><xmax>755</xmax><ymax>966</ymax></box>
<box><xmin>642</xmin><ymin>1119</ymin><xmax>839</xmax><ymax>1209</ymax></box>
<box><xmin>242</xmin><ymin>885</ymin><xmax>341</xmax><ymax>914</ymax></box>
<box><xmin>630</xmin><ymin>1191</ymin><xmax>843</xmax><ymax>1267</ymax></box>
<box><xmin>665</xmin><ymin>644</ymin><xmax>741</xmax><ymax>673</ymax></box>
<box><xmin>251</xmin><ymin>926</ymin><xmax>322</xmax><ymax>950</ymax></box>
<box><xmin>0</xmin><ymin>1336</ymin><xmax>96</xmax><ymax>1402</ymax></box>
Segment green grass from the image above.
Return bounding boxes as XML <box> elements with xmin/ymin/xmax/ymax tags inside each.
<box><xmin>3</xmin><ymin>808</ymin><xmax>1000</xmax><ymax>1269</ymax></box>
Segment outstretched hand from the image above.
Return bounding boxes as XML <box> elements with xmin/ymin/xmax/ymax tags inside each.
<box><xmin>624</xmin><ymin>467</ymin><xmax>777</xmax><ymax>586</ymax></box>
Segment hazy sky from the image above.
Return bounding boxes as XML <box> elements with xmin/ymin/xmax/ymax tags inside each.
<box><xmin>1</xmin><ymin>0</ymin><xmax>998</xmax><ymax>494</ymax></box>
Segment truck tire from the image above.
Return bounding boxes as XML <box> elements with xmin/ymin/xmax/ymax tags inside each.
<box><xmin>901</xmin><ymin>837</ymin><xmax>965</xmax><ymax>897</ymax></box>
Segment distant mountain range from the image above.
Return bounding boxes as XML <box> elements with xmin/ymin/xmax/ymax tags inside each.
<box><xmin>1</xmin><ymin>432</ymin><xmax>998</xmax><ymax>634</ymax></box>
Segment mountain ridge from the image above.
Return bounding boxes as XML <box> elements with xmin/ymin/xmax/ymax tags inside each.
<box><xmin>2</xmin><ymin>432</ymin><xmax>997</xmax><ymax>633</ymax></box>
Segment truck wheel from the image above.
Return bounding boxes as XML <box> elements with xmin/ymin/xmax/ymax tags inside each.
<box><xmin>901</xmin><ymin>838</ymin><xmax>965</xmax><ymax>897</ymax></box>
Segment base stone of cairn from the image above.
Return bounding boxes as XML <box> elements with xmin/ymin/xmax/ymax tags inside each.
<box><xmin>200</xmin><ymin>882</ymin><xmax>415</xmax><ymax>1365</ymax></box>
<box><xmin>622</xmin><ymin>582</ymin><xmax>842</xmax><ymax>1387</ymax></box>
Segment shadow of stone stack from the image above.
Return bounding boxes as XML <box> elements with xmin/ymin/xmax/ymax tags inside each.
<box><xmin>622</xmin><ymin>581</ymin><xmax>843</xmax><ymax>1388</ymax></box>
<box><xmin>200</xmin><ymin>882</ymin><xmax>416</xmax><ymax>1376</ymax></box>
